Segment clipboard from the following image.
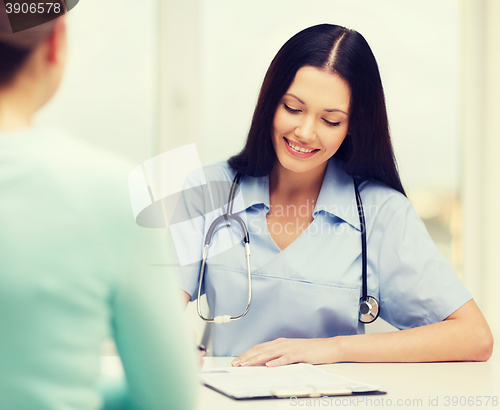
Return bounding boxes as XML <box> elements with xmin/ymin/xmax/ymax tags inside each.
<box><xmin>199</xmin><ymin>363</ymin><xmax>386</xmax><ymax>400</ymax></box>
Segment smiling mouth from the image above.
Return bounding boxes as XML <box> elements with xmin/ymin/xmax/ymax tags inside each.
<box><xmin>284</xmin><ymin>138</ymin><xmax>319</xmax><ymax>154</ymax></box>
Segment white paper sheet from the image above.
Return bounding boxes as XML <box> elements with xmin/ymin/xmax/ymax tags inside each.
<box><xmin>199</xmin><ymin>363</ymin><xmax>381</xmax><ymax>399</ymax></box>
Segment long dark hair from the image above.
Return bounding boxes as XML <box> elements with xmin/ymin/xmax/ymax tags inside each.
<box><xmin>228</xmin><ymin>24</ymin><xmax>406</xmax><ymax>196</ymax></box>
<box><xmin>0</xmin><ymin>43</ymin><xmax>31</xmax><ymax>86</ymax></box>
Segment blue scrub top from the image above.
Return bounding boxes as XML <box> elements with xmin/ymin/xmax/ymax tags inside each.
<box><xmin>168</xmin><ymin>158</ymin><xmax>472</xmax><ymax>357</ymax></box>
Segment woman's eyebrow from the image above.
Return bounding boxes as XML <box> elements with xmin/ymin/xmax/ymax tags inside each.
<box><xmin>324</xmin><ymin>108</ymin><xmax>348</xmax><ymax>115</ymax></box>
<box><xmin>285</xmin><ymin>93</ymin><xmax>348</xmax><ymax>115</ymax></box>
<box><xmin>285</xmin><ymin>93</ymin><xmax>305</xmax><ymax>104</ymax></box>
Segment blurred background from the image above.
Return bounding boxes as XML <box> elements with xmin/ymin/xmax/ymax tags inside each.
<box><xmin>36</xmin><ymin>0</ymin><xmax>499</xmax><ymax>344</ymax></box>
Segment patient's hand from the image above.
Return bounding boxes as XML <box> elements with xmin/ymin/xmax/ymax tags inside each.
<box><xmin>230</xmin><ymin>337</ymin><xmax>337</xmax><ymax>367</ymax></box>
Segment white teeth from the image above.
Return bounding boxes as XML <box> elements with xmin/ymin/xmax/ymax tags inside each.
<box><xmin>286</xmin><ymin>139</ymin><xmax>315</xmax><ymax>153</ymax></box>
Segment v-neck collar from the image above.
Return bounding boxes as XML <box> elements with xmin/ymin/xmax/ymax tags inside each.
<box><xmin>235</xmin><ymin>158</ymin><xmax>360</xmax><ymax>231</ymax></box>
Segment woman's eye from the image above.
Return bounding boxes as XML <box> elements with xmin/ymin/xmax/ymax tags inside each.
<box><xmin>323</xmin><ymin>119</ymin><xmax>340</xmax><ymax>127</ymax></box>
<box><xmin>283</xmin><ymin>104</ymin><xmax>301</xmax><ymax>113</ymax></box>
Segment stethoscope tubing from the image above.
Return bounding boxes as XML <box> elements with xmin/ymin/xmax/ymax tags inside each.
<box><xmin>353</xmin><ymin>179</ymin><xmax>368</xmax><ymax>302</ymax></box>
<box><xmin>197</xmin><ymin>174</ymin><xmax>251</xmax><ymax>323</ymax></box>
<box><xmin>197</xmin><ymin>172</ymin><xmax>379</xmax><ymax>324</ymax></box>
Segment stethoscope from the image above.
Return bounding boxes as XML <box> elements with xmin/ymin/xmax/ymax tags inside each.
<box><xmin>197</xmin><ymin>172</ymin><xmax>380</xmax><ymax>324</ymax></box>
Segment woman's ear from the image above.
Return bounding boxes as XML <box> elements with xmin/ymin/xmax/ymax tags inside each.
<box><xmin>45</xmin><ymin>17</ymin><xmax>66</xmax><ymax>65</ymax></box>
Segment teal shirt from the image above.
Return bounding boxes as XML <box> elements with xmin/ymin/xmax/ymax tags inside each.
<box><xmin>0</xmin><ymin>127</ymin><xmax>197</xmax><ymax>410</ymax></box>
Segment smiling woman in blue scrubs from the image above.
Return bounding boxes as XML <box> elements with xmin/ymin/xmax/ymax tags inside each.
<box><xmin>172</xmin><ymin>24</ymin><xmax>493</xmax><ymax>366</ymax></box>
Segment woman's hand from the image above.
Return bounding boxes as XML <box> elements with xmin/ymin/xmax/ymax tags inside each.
<box><xmin>231</xmin><ymin>337</ymin><xmax>337</xmax><ymax>367</ymax></box>
<box><xmin>230</xmin><ymin>302</ymin><xmax>492</xmax><ymax>368</ymax></box>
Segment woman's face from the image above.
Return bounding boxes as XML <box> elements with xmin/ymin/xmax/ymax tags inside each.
<box><xmin>272</xmin><ymin>66</ymin><xmax>350</xmax><ymax>175</ymax></box>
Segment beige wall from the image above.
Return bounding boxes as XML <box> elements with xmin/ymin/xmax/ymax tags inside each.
<box><xmin>35</xmin><ymin>0</ymin><xmax>160</xmax><ymax>164</ymax></box>
<box><xmin>461</xmin><ymin>0</ymin><xmax>500</xmax><ymax>337</ymax></box>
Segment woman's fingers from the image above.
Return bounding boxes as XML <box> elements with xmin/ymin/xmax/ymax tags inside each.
<box><xmin>265</xmin><ymin>355</ymin><xmax>293</xmax><ymax>367</ymax></box>
<box><xmin>232</xmin><ymin>338</ymin><xmax>336</xmax><ymax>367</ymax></box>
<box><xmin>232</xmin><ymin>339</ymin><xmax>283</xmax><ymax>366</ymax></box>
<box><xmin>232</xmin><ymin>338</ymin><xmax>302</xmax><ymax>367</ymax></box>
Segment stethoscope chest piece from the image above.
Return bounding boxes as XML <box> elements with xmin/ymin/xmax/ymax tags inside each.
<box><xmin>359</xmin><ymin>296</ymin><xmax>380</xmax><ymax>323</ymax></box>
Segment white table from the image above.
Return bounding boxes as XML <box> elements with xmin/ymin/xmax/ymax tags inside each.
<box><xmin>100</xmin><ymin>351</ymin><xmax>499</xmax><ymax>409</ymax></box>
<box><xmin>197</xmin><ymin>355</ymin><xmax>499</xmax><ymax>410</ymax></box>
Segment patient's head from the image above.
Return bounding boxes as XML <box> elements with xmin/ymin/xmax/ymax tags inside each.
<box><xmin>0</xmin><ymin>1</ymin><xmax>66</xmax><ymax>128</ymax></box>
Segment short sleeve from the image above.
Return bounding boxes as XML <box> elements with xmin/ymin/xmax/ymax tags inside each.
<box><xmin>165</xmin><ymin>163</ymin><xmax>239</xmax><ymax>301</ymax></box>
<box><xmin>166</xmin><ymin>167</ymin><xmax>209</xmax><ymax>301</ymax></box>
<box><xmin>377</xmin><ymin>201</ymin><xmax>472</xmax><ymax>329</ymax></box>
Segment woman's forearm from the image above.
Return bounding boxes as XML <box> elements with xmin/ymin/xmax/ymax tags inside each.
<box><xmin>233</xmin><ymin>300</ymin><xmax>493</xmax><ymax>367</ymax></box>
<box><xmin>331</xmin><ymin>301</ymin><xmax>493</xmax><ymax>363</ymax></box>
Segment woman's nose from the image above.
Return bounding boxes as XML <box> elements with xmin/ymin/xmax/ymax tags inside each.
<box><xmin>294</xmin><ymin>116</ymin><xmax>316</xmax><ymax>142</ymax></box>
